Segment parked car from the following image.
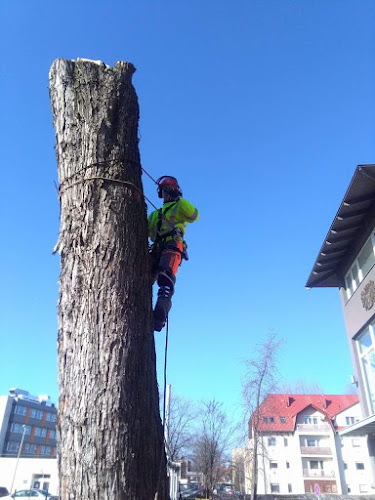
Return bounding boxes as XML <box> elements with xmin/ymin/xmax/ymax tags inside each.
<box><xmin>179</xmin><ymin>483</ymin><xmax>201</xmax><ymax>499</ymax></box>
<box><xmin>0</xmin><ymin>488</ymin><xmax>9</xmax><ymax>498</ymax></box>
<box><xmin>3</xmin><ymin>490</ymin><xmax>59</xmax><ymax>499</ymax></box>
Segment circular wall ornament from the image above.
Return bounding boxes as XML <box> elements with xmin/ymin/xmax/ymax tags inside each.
<box><xmin>361</xmin><ymin>280</ymin><xmax>375</xmax><ymax>311</ymax></box>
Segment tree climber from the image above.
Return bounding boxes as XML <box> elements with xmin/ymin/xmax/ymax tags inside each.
<box><xmin>148</xmin><ymin>176</ymin><xmax>199</xmax><ymax>331</ymax></box>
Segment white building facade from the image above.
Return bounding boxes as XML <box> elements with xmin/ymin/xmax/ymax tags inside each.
<box><xmin>245</xmin><ymin>394</ymin><xmax>373</xmax><ymax>496</ymax></box>
<box><xmin>307</xmin><ymin>164</ymin><xmax>375</xmax><ymax>485</ymax></box>
<box><xmin>0</xmin><ymin>457</ymin><xmax>58</xmax><ymax>495</ymax></box>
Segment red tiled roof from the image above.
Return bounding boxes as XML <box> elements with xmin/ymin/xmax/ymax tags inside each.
<box><xmin>252</xmin><ymin>394</ymin><xmax>358</xmax><ymax>432</ymax></box>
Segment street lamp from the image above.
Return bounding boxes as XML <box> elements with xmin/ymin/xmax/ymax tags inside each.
<box><xmin>10</xmin><ymin>424</ymin><xmax>27</xmax><ymax>493</ymax></box>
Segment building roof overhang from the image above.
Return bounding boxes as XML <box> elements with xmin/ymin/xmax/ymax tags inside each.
<box><xmin>338</xmin><ymin>413</ymin><xmax>375</xmax><ymax>437</ymax></box>
<box><xmin>306</xmin><ymin>165</ymin><xmax>375</xmax><ymax>289</ymax></box>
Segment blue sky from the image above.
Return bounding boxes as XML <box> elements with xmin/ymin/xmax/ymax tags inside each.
<box><xmin>1</xmin><ymin>1</ymin><xmax>375</xmax><ymax>424</ymax></box>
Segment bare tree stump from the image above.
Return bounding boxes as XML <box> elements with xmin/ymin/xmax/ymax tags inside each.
<box><xmin>49</xmin><ymin>58</ymin><xmax>167</xmax><ymax>500</ymax></box>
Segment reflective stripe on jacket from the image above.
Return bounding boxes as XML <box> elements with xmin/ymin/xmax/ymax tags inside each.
<box><xmin>148</xmin><ymin>198</ymin><xmax>199</xmax><ymax>243</ymax></box>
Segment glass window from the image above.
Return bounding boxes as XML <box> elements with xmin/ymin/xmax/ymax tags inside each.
<box><xmin>357</xmin><ymin>326</ymin><xmax>375</xmax><ymax>413</ymax></box>
<box><xmin>268</xmin><ymin>437</ymin><xmax>276</xmax><ymax>446</ymax></box>
<box><xmin>307</xmin><ymin>438</ymin><xmax>318</xmax><ymax>447</ymax></box>
<box><xmin>288</xmin><ymin>484</ymin><xmax>292</xmax><ymax>493</ymax></box>
<box><xmin>359</xmin><ymin>329</ymin><xmax>373</xmax><ymax>353</ymax></box>
<box><xmin>14</xmin><ymin>405</ymin><xmax>27</xmax><ymax>416</ymax></box>
<box><xmin>345</xmin><ymin>233</ymin><xmax>375</xmax><ymax>299</ymax></box>
<box><xmin>270</xmin><ymin>484</ymin><xmax>280</xmax><ymax>493</ymax></box>
<box><xmin>362</xmin><ymin>350</ymin><xmax>375</xmax><ymax>412</ymax></box>
<box><xmin>262</xmin><ymin>417</ymin><xmax>268</xmax><ymax>423</ymax></box>
<box><xmin>50</xmin><ymin>414</ymin><xmax>57</xmax><ymax>422</ymax></box>
<box><xmin>303</xmin><ymin>416</ymin><xmax>318</xmax><ymax>424</ymax></box>
<box><xmin>284</xmin><ymin>438</ymin><xmax>288</xmax><ymax>446</ymax></box>
<box><xmin>346</xmin><ymin>416</ymin><xmax>355</xmax><ymax>425</ymax></box>
<box><xmin>344</xmin><ymin>463</ymin><xmax>348</xmax><ymax>470</ymax></box>
<box><xmin>358</xmin><ymin>239</ymin><xmax>375</xmax><ymax>277</ymax></box>
<box><xmin>10</xmin><ymin>423</ymin><xmax>30</xmax><ymax>435</ymax></box>
<box><xmin>345</xmin><ymin>276</ymin><xmax>353</xmax><ymax>297</ymax></box>
<box><xmin>6</xmin><ymin>441</ymin><xmax>20</xmax><ymax>452</ymax></box>
<box><xmin>30</xmin><ymin>409</ymin><xmax>43</xmax><ymax>420</ymax></box>
<box><xmin>286</xmin><ymin>461</ymin><xmax>290</xmax><ymax>469</ymax></box>
<box><xmin>24</xmin><ymin>443</ymin><xmax>37</xmax><ymax>454</ymax></box>
<box><xmin>352</xmin><ymin>264</ymin><xmax>360</xmax><ymax>285</ymax></box>
<box><xmin>310</xmin><ymin>461</ymin><xmax>319</xmax><ymax>469</ymax></box>
<box><xmin>280</xmin><ymin>416</ymin><xmax>286</xmax><ymax>423</ymax></box>
<box><xmin>49</xmin><ymin>430</ymin><xmax>56</xmax><ymax>439</ymax></box>
<box><xmin>356</xmin><ymin>462</ymin><xmax>365</xmax><ymax>470</ymax></box>
<box><xmin>352</xmin><ymin>438</ymin><xmax>360</xmax><ymax>447</ymax></box>
<box><xmin>270</xmin><ymin>461</ymin><xmax>278</xmax><ymax>469</ymax></box>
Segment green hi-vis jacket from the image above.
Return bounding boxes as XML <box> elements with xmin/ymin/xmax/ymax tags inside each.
<box><xmin>148</xmin><ymin>198</ymin><xmax>199</xmax><ymax>243</ymax></box>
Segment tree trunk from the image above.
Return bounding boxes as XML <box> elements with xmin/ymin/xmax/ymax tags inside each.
<box><xmin>49</xmin><ymin>58</ymin><xmax>168</xmax><ymax>500</ymax></box>
<box><xmin>250</xmin><ymin>432</ymin><xmax>258</xmax><ymax>500</ymax></box>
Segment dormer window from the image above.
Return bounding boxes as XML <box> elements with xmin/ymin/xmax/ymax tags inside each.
<box><xmin>345</xmin><ymin>233</ymin><xmax>375</xmax><ymax>300</ymax></box>
<box><xmin>262</xmin><ymin>416</ymin><xmax>275</xmax><ymax>423</ymax></box>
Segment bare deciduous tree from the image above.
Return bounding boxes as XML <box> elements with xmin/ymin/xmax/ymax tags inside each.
<box><xmin>165</xmin><ymin>390</ymin><xmax>197</xmax><ymax>462</ymax></box>
<box><xmin>242</xmin><ymin>334</ymin><xmax>282</xmax><ymax>500</ymax></box>
<box><xmin>49</xmin><ymin>58</ymin><xmax>167</xmax><ymax>500</ymax></box>
<box><xmin>191</xmin><ymin>400</ymin><xmax>232</xmax><ymax>499</ymax></box>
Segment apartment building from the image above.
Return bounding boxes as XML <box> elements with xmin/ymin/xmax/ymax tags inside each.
<box><xmin>0</xmin><ymin>388</ymin><xmax>58</xmax><ymax>494</ymax></box>
<box><xmin>246</xmin><ymin>394</ymin><xmax>372</xmax><ymax>495</ymax></box>
<box><xmin>307</xmin><ymin>164</ymin><xmax>375</xmax><ymax>485</ymax></box>
<box><xmin>0</xmin><ymin>388</ymin><xmax>57</xmax><ymax>459</ymax></box>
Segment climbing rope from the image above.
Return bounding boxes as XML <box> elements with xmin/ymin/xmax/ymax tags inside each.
<box><xmin>57</xmin><ymin>159</ymin><xmax>175</xmax><ymax>232</ymax></box>
<box><xmin>154</xmin><ymin>316</ymin><xmax>169</xmax><ymax>500</ymax></box>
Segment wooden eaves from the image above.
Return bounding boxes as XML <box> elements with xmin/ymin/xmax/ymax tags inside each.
<box><xmin>306</xmin><ymin>164</ymin><xmax>375</xmax><ymax>289</ymax></box>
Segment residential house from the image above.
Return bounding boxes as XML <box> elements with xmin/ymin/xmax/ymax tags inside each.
<box><xmin>245</xmin><ymin>393</ymin><xmax>372</xmax><ymax>495</ymax></box>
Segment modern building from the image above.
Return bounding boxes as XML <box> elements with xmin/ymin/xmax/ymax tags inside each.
<box><xmin>307</xmin><ymin>164</ymin><xmax>375</xmax><ymax>486</ymax></box>
<box><xmin>0</xmin><ymin>388</ymin><xmax>58</xmax><ymax>494</ymax></box>
<box><xmin>0</xmin><ymin>388</ymin><xmax>57</xmax><ymax>459</ymax></box>
<box><xmin>245</xmin><ymin>393</ymin><xmax>372</xmax><ymax>495</ymax></box>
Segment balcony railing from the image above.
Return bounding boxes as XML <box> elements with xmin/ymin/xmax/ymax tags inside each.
<box><xmin>300</xmin><ymin>446</ymin><xmax>332</xmax><ymax>455</ymax></box>
<box><xmin>297</xmin><ymin>424</ymin><xmax>331</xmax><ymax>433</ymax></box>
<box><xmin>303</xmin><ymin>469</ymin><xmax>335</xmax><ymax>478</ymax></box>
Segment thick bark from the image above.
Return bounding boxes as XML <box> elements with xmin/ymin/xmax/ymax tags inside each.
<box><xmin>49</xmin><ymin>58</ymin><xmax>168</xmax><ymax>500</ymax></box>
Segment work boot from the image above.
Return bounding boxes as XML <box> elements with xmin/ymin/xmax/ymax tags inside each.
<box><xmin>153</xmin><ymin>286</ymin><xmax>172</xmax><ymax>332</ymax></box>
<box><xmin>153</xmin><ymin>309</ymin><xmax>166</xmax><ymax>332</ymax></box>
